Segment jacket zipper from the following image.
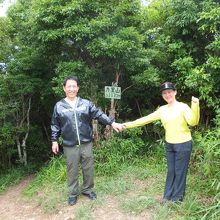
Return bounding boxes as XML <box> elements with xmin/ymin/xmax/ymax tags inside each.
<box><xmin>74</xmin><ymin>98</ymin><xmax>81</xmax><ymax>146</ymax></box>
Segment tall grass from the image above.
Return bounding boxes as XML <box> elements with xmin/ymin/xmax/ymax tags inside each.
<box><xmin>192</xmin><ymin>128</ymin><xmax>220</xmax><ymax>219</ymax></box>
<box><xmin>23</xmin><ymin>156</ymin><xmax>67</xmax><ymax>212</ymax></box>
<box><xmin>0</xmin><ymin>165</ymin><xmax>36</xmax><ymax>193</ymax></box>
<box><xmin>24</xmin><ymin>156</ymin><xmax>67</xmax><ymax>197</ymax></box>
<box><xmin>13</xmin><ymin>126</ymin><xmax>218</xmax><ymax>219</ymax></box>
<box><xmin>94</xmin><ymin>127</ymin><xmax>153</xmax><ymax>176</ymax></box>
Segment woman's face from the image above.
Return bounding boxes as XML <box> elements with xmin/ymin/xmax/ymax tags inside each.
<box><xmin>161</xmin><ymin>89</ymin><xmax>177</xmax><ymax>104</ymax></box>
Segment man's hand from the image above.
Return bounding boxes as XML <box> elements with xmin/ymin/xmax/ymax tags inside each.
<box><xmin>52</xmin><ymin>142</ymin><xmax>59</xmax><ymax>154</ymax></box>
<box><xmin>111</xmin><ymin>122</ymin><xmax>125</xmax><ymax>133</ymax></box>
<box><xmin>192</xmin><ymin>96</ymin><xmax>199</xmax><ymax>103</ymax></box>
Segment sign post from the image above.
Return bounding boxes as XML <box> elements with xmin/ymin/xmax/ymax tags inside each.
<box><xmin>104</xmin><ymin>86</ymin><xmax>121</xmax><ymax>99</ymax></box>
<box><xmin>104</xmin><ymin>85</ymin><xmax>121</xmax><ymax>138</ymax></box>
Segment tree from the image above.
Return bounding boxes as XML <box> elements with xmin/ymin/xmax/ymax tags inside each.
<box><xmin>0</xmin><ymin>1</ymin><xmax>48</xmax><ymax>167</ymax></box>
<box><xmin>1</xmin><ymin>0</ymin><xmax>220</xmax><ymax>169</ymax></box>
<box><xmin>27</xmin><ymin>0</ymin><xmax>148</xmax><ymax>136</ymax></box>
<box><xmin>134</xmin><ymin>0</ymin><xmax>220</xmax><ymax>126</ymax></box>
<box><xmin>0</xmin><ymin>73</ymin><xmax>41</xmax><ymax>166</ymax></box>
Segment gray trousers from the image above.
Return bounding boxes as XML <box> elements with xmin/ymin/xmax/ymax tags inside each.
<box><xmin>63</xmin><ymin>142</ymin><xmax>94</xmax><ymax>198</ymax></box>
<box><xmin>163</xmin><ymin>140</ymin><xmax>192</xmax><ymax>202</ymax></box>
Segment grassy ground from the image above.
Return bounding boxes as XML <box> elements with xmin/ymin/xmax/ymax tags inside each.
<box><xmin>1</xmin><ymin>130</ymin><xmax>219</xmax><ymax>220</ymax></box>
<box><xmin>20</xmin><ymin>156</ymin><xmax>217</xmax><ymax>220</ymax></box>
<box><xmin>0</xmin><ymin>166</ymin><xmax>35</xmax><ymax>193</ymax></box>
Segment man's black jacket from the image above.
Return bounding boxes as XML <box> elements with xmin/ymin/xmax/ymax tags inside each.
<box><xmin>51</xmin><ymin>97</ymin><xmax>114</xmax><ymax>146</ymax></box>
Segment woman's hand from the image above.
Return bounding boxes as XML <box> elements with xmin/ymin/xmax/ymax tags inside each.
<box><xmin>191</xmin><ymin>96</ymin><xmax>199</xmax><ymax>103</ymax></box>
<box><xmin>112</xmin><ymin>122</ymin><xmax>124</xmax><ymax>132</ymax></box>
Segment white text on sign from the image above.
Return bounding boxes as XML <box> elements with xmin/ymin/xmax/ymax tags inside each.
<box><xmin>105</xmin><ymin>86</ymin><xmax>121</xmax><ymax>99</ymax></box>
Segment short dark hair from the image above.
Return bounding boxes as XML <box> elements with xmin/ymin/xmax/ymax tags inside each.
<box><xmin>63</xmin><ymin>76</ymin><xmax>79</xmax><ymax>86</ymax></box>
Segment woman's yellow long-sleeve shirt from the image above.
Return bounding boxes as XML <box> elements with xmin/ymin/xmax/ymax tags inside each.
<box><xmin>124</xmin><ymin>101</ymin><xmax>200</xmax><ymax>144</ymax></box>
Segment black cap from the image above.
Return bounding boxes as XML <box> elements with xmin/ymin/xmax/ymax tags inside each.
<box><xmin>160</xmin><ymin>82</ymin><xmax>176</xmax><ymax>92</ymax></box>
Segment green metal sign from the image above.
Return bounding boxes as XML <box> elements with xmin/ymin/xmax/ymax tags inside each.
<box><xmin>105</xmin><ymin>86</ymin><xmax>121</xmax><ymax>99</ymax></box>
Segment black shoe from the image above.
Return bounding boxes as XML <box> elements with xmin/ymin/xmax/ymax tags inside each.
<box><xmin>171</xmin><ymin>197</ymin><xmax>183</xmax><ymax>203</ymax></box>
<box><xmin>160</xmin><ymin>199</ymin><xmax>169</xmax><ymax>205</ymax></box>
<box><xmin>82</xmin><ymin>191</ymin><xmax>97</xmax><ymax>200</ymax></box>
<box><xmin>68</xmin><ymin>196</ymin><xmax>77</xmax><ymax>206</ymax></box>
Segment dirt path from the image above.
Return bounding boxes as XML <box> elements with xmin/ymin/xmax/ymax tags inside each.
<box><xmin>0</xmin><ymin>176</ymin><xmax>153</xmax><ymax>220</ymax></box>
<box><xmin>0</xmin><ymin>176</ymin><xmax>52</xmax><ymax>220</ymax></box>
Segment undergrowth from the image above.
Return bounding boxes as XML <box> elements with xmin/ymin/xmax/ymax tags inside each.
<box><xmin>1</xmin><ymin>127</ymin><xmax>219</xmax><ymax>219</ymax></box>
<box><xmin>0</xmin><ymin>164</ymin><xmax>37</xmax><ymax>193</ymax></box>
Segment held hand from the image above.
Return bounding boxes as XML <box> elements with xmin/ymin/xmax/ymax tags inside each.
<box><xmin>122</xmin><ymin>124</ymin><xmax>126</xmax><ymax>130</ymax></box>
<box><xmin>192</xmin><ymin>96</ymin><xmax>199</xmax><ymax>103</ymax></box>
<box><xmin>52</xmin><ymin>142</ymin><xmax>59</xmax><ymax>154</ymax></box>
<box><xmin>112</xmin><ymin>122</ymin><xmax>124</xmax><ymax>133</ymax></box>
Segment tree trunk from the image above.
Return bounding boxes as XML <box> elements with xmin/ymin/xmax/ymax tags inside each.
<box><xmin>15</xmin><ymin>97</ymin><xmax>31</xmax><ymax>166</ymax></box>
<box><xmin>16</xmin><ymin>137</ymin><xmax>23</xmax><ymax>163</ymax></box>
<box><xmin>107</xmin><ymin>98</ymin><xmax>115</xmax><ymax>137</ymax></box>
<box><xmin>92</xmin><ymin>119</ymin><xmax>100</xmax><ymax>145</ymax></box>
<box><xmin>104</xmin><ymin>72</ymin><xmax>120</xmax><ymax>139</ymax></box>
<box><xmin>135</xmin><ymin>99</ymin><xmax>148</xmax><ymax>136</ymax></box>
<box><xmin>21</xmin><ymin>134</ymin><xmax>28</xmax><ymax>166</ymax></box>
<box><xmin>22</xmin><ymin>97</ymin><xmax>31</xmax><ymax>166</ymax></box>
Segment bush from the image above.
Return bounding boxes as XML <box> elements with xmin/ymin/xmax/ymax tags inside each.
<box><xmin>192</xmin><ymin>128</ymin><xmax>220</xmax><ymax>219</ymax></box>
<box><xmin>24</xmin><ymin>156</ymin><xmax>67</xmax><ymax>197</ymax></box>
<box><xmin>94</xmin><ymin>127</ymin><xmax>151</xmax><ymax>176</ymax></box>
<box><xmin>0</xmin><ymin>165</ymin><xmax>36</xmax><ymax>193</ymax></box>
<box><xmin>192</xmin><ymin>128</ymin><xmax>220</xmax><ymax>186</ymax></box>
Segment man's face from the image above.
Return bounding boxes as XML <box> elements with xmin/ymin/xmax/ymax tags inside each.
<box><xmin>63</xmin><ymin>79</ymin><xmax>79</xmax><ymax>100</ymax></box>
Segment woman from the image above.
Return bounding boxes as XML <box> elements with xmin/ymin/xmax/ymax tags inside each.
<box><xmin>123</xmin><ymin>82</ymin><xmax>200</xmax><ymax>202</ymax></box>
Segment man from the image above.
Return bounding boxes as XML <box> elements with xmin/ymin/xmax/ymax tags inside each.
<box><xmin>51</xmin><ymin>76</ymin><xmax>123</xmax><ymax>205</ymax></box>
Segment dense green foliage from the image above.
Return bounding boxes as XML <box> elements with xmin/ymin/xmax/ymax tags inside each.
<box><xmin>0</xmin><ymin>0</ymin><xmax>219</xmax><ymax>168</ymax></box>
<box><xmin>192</xmin><ymin>128</ymin><xmax>220</xmax><ymax>219</ymax></box>
<box><xmin>0</xmin><ymin>0</ymin><xmax>219</xmax><ymax>218</ymax></box>
<box><xmin>94</xmin><ymin>128</ymin><xmax>148</xmax><ymax>175</ymax></box>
